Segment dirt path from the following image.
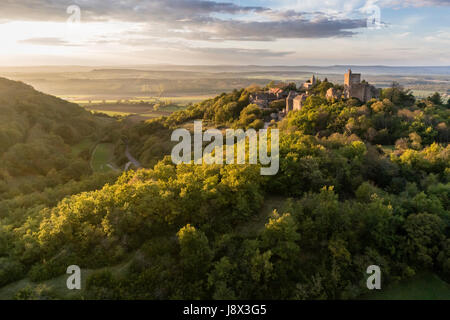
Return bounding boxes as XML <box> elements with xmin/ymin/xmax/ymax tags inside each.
<box><xmin>124</xmin><ymin>145</ymin><xmax>142</xmax><ymax>170</ymax></box>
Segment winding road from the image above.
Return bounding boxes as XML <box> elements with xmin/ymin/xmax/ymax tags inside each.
<box><xmin>124</xmin><ymin>145</ymin><xmax>142</xmax><ymax>171</ymax></box>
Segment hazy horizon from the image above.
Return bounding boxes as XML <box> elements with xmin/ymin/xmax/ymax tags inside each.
<box><xmin>1</xmin><ymin>63</ymin><xmax>450</xmax><ymax>68</ymax></box>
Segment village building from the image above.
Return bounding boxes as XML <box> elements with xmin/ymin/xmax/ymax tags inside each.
<box><xmin>285</xmin><ymin>91</ymin><xmax>298</xmax><ymax>113</ymax></box>
<box><xmin>269</xmin><ymin>87</ymin><xmax>288</xmax><ymax>99</ymax></box>
<box><xmin>303</xmin><ymin>75</ymin><xmax>317</xmax><ymax>90</ymax></box>
<box><xmin>249</xmin><ymin>92</ymin><xmax>277</xmax><ymax>108</ymax></box>
<box><xmin>250</xmin><ymin>83</ymin><xmax>290</xmax><ymax>109</ymax></box>
<box><xmin>284</xmin><ymin>75</ymin><xmax>318</xmax><ymax>113</ymax></box>
<box><xmin>293</xmin><ymin>94</ymin><xmax>307</xmax><ymax>111</ymax></box>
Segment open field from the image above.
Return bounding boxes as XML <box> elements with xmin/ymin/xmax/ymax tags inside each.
<box><xmin>0</xmin><ymin>259</ymin><xmax>133</xmax><ymax>300</ymax></box>
<box><xmin>82</xmin><ymin>101</ymin><xmax>188</xmax><ymax>121</ymax></box>
<box><xmin>71</xmin><ymin>95</ymin><xmax>213</xmax><ymax>105</ymax></box>
<box><xmin>411</xmin><ymin>90</ymin><xmax>449</xmax><ymax>99</ymax></box>
<box><xmin>362</xmin><ymin>273</ymin><xmax>450</xmax><ymax>300</ymax></box>
<box><xmin>84</xmin><ymin>103</ymin><xmax>154</xmax><ymax>113</ymax></box>
<box><xmin>71</xmin><ymin>138</ymin><xmax>95</xmax><ymax>157</ymax></box>
<box><xmin>91</xmin><ymin>143</ymin><xmax>117</xmax><ymax>173</ymax></box>
<box><xmin>88</xmin><ymin>109</ymin><xmax>136</xmax><ymax>117</ymax></box>
<box><xmin>124</xmin><ymin>95</ymin><xmax>214</xmax><ymax>105</ymax></box>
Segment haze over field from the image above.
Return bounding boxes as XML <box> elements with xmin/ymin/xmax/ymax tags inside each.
<box><xmin>0</xmin><ymin>65</ymin><xmax>448</xmax><ymax>105</ymax></box>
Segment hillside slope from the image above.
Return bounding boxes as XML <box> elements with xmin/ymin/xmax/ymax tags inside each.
<box><xmin>0</xmin><ymin>78</ymin><xmax>110</xmax><ymax>198</ymax></box>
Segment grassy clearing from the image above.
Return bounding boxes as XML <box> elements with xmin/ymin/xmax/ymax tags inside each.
<box><xmin>361</xmin><ymin>272</ymin><xmax>450</xmax><ymax>300</ymax></box>
<box><xmin>75</xmin><ymin>99</ymin><xmax>120</xmax><ymax>104</ymax></box>
<box><xmin>131</xmin><ymin>95</ymin><xmax>213</xmax><ymax>105</ymax></box>
<box><xmin>236</xmin><ymin>196</ymin><xmax>288</xmax><ymax>237</ymax></box>
<box><xmin>91</xmin><ymin>143</ymin><xmax>117</xmax><ymax>173</ymax></box>
<box><xmin>71</xmin><ymin>138</ymin><xmax>94</xmax><ymax>156</ymax></box>
<box><xmin>87</xmin><ymin>109</ymin><xmax>135</xmax><ymax>117</ymax></box>
<box><xmin>136</xmin><ymin>113</ymin><xmax>169</xmax><ymax>118</ymax></box>
<box><xmin>0</xmin><ymin>260</ymin><xmax>133</xmax><ymax>300</ymax></box>
<box><xmin>153</xmin><ymin>105</ymin><xmax>187</xmax><ymax>112</ymax></box>
<box><xmin>82</xmin><ymin>103</ymin><xmax>187</xmax><ymax>122</ymax></box>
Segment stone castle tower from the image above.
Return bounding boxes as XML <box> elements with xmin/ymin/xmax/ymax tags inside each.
<box><xmin>303</xmin><ymin>74</ymin><xmax>317</xmax><ymax>90</ymax></box>
<box><xmin>345</xmin><ymin>69</ymin><xmax>361</xmax><ymax>86</ymax></box>
<box><xmin>344</xmin><ymin>69</ymin><xmax>379</xmax><ymax>102</ymax></box>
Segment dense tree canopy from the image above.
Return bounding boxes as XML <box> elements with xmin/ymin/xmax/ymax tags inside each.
<box><xmin>0</xmin><ymin>78</ymin><xmax>448</xmax><ymax>300</ymax></box>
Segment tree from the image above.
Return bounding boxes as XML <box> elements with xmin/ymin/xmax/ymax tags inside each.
<box><xmin>177</xmin><ymin>224</ymin><xmax>213</xmax><ymax>299</ymax></box>
<box><xmin>428</xmin><ymin>92</ymin><xmax>442</xmax><ymax>105</ymax></box>
<box><xmin>261</xmin><ymin>212</ymin><xmax>301</xmax><ymax>297</ymax></box>
<box><xmin>207</xmin><ymin>257</ymin><xmax>237</xmax><ymax>300</ymax></box>
<box><xmin>238</xmin><ymin>104</ymin><xmax>263</xmax><ymax>129</ymax></box>
<box><xmin>381</xmin><ymin>83</ymin><xmax>415</xmax><ymax>107</ymax></box>
<box><xmin>177</xmin><ymin>224</ymin><xmax>213</xmax><ymax>277</ymax></box>
<box><xmin>404</xmin><ymin>213</ymin><xmax>445</xmax><ymax>267</ymax></box>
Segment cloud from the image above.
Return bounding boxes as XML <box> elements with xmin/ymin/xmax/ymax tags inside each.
<box><xmin>0</xmin><ymin>0</ymin><xmax>267</xmax><ymax>22</ymax></box>
<box><xmin>2</xmin><ymin>0</ymin><xmax>367</xmax><ymax>41</ymax></box>
<box><xmin>128</xmin><ymin>38</ymin><xmax>294</xmax><ymax>57</ymax></box>
<box><xmin>160</xmin><ymin>17</ymin><xmax>367</xmax><ymax>41</ymax></box>
<box><xmin>2</xmin><ymin>0</ymin><xmax>448</xmax><ymax>24</ymax></box>
<box><xmin>379</xmin><ymin>0</ymin><xmax>450</xmax><ymax>7</ymax></box>
<box><xmin>129</xmin><ymin>42</ymin><xmax>295</xmax><ymax>64</ymax></box>
<box><xmin>424</xmin><ymin>29</ymin><xmax>450</xmax><ymax>42</ymax></box>
<box><xmin>182</xmin><ymin>46</ymin><xmax>295</xmax><ymax>58</ymax></box>
<box><xmin>18</xmin><ymin>37</ymin><xmax>75</xmax><ymax>46</ymax></box>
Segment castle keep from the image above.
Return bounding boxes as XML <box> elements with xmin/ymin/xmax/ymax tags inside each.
<box><xmin>343</xmin><ymin>69</ymin><xmax>380</xmax><ymax>102</ymax></box>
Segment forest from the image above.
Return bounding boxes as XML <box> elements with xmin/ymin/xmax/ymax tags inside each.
<box><xmin>0</xmin><ymin>77</ymin><xmax>448</xmax><ymax>299</ymax></box>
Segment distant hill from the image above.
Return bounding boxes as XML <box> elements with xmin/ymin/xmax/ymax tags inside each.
<box><xmin>2</xmin><ymin>65</ymin><xmax>449</xmax><ymax>75</ymax></box>
<box><xmin>0</xmin><ymin>77</ymin><xmax>97</xmax><ymax>151</ymax></box>
<box><xmin>0</xmin><ymin>78</ymin><xmax>101</xmax><ymax>190</ymax></box>
<box><xmin>0</xmin><ymin>65</ymin><xmax>448</xmax><ymax>100</ymax></box>
<box><xmin>100</xmin><ymin>65</ymin><xmax>450</xmax><ymax>75</ymax></box>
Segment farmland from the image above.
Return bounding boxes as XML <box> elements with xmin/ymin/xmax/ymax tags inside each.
<box><xmin>83</xmin><ymin>101</ymin><xmax>189</xmax><ymax>121</ymax></box>
<box><xmin>2</xmin><ymin>66</ymin><xmax>448</xmax><ymax>107</ymax></box>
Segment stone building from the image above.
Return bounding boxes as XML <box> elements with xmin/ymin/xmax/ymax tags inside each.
<box><xmin>269</xmin><ymin>87</ymin><xmax>288</xmax><ymax>99</ymax></box>
<box><xmin>285</xmin><ymin>92</ymin><xmax>307</xmax><ymax>113</ymax></box>
<box><xmin>293</xmin><ymin>94</ymin><xmax>307</xmax><ymax>111</ymax></box>
<box><xmin>303</xmin><ymin>75</ymin><xmax>317</xmax><ymax>90</ymax></box>
<box><xmin>343</xmin><ymin>69</ymin><xmax>379</xmax><ymax>102</ymax></box>
<box><xmin>250</xmin><ymin>92</ymin><xmax>277</xmax><ymax>108</ymax></box>
<box><xmin>285</xmin><ymin>91</ymin><xmax>298</xmax><ymax>113</ymax></box>
<box><xmin>326</xmin><ymin>87</ymin><xmax>342</xmax><ymax>100</ymax></box>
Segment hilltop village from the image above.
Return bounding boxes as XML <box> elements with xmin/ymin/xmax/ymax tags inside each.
<box><xmin>249</xmin><ymin>69</ymin><xmax>380</xmax><ymax>122</ymax></box>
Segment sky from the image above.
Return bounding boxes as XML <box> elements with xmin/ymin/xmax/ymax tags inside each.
<box><xmin>0</xmin><ymin>0</ymin><xmax>449</xmax><ymax>66</ymax></box>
